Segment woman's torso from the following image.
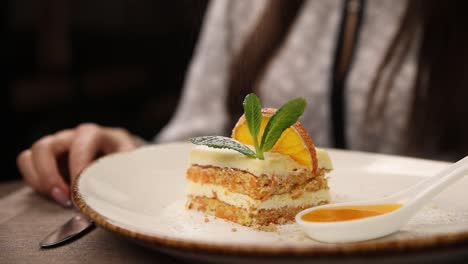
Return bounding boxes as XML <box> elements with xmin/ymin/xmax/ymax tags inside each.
<box><xmin>226</xmin><ymin>0</ymin><xmax>415</xmax><ymax>154</ymax></box>
<box><xmin>157</xmin><ymin>0</ymin><xmax>416</xmax><ymax>156</ymax></box>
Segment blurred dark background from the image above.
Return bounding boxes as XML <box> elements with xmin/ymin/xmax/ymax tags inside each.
<box><xmin>2</xmin><ymin>0</ymin><xmax>209</xmax><ymax>182</ymax></box>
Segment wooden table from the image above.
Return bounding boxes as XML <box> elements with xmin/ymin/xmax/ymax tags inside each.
<box><xmin>0</xmin><ymin>181</ymin><xmax>183</xmax><ymax>264</ymax></box>
<box><xmin>2</xmin><ymin>181</ymin><xmax>468</xmax><ymax>264</ymax></box>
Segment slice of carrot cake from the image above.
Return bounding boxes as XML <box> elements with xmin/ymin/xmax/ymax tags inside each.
<box><xmin>186</xmin><ymin>146</ymin><xmax>332</xmax><ymax>226</ymax></box>
<box><xmin>186</xmin><ymin>94</ymin><xmax>333</xmax><ymax>227</ymax></box>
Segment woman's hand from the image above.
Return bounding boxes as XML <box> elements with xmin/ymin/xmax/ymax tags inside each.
<box><xmin>16</xmin><ymin>123</ymin><xmax>143</xmax><ymax>207</ymax></box>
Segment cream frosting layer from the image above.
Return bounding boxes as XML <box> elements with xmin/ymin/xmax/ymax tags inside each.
<box><xmin>189</xmin><ymin>145</ymin><xmax>333</xmax><ymax>177</ymax></box>
<box><xmin>186</xmin><ymin>181</ymin><xmax>330</xmax><ymax>210</ymax></box>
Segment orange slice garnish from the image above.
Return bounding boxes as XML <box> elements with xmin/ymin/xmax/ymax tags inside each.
<box><xmin>231</xmin><ymin>108</ymin><xmax>318</xmax><ymax>175</ymax></box>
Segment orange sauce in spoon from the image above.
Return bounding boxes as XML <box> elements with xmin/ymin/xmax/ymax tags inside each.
<box><xmin>301</xmin><ymin>204</ymin><xmax>402</xmax><ymax>222</ymax></box>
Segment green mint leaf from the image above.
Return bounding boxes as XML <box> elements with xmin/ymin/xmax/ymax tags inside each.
<box><xmin>260</xmin><ymin>97</ymin><xmax>306</xmax><ymax>153</ymax></box>
<box><xmin>190</xmin><ymin>136</ymin><xmax>256</xmax><ymax>158</ymax></box>
<box><xmin>243</xmin><ymin>93</ymin><xmax>262</xmax><ymax>158</ymax></box>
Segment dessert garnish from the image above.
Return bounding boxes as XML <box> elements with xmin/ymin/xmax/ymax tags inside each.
<box><xmin>191</xmin><ymin>93</ymin><xmax>306</xmax><ymax>160</ymax></box>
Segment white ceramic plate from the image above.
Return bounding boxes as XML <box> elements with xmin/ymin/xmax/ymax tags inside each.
<box><xmin>72</xmin><ymin>143</ymin><xmax>468</xmax><ymax>263</ymax></box>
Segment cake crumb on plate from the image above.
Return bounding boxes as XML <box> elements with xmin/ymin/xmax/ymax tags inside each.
<box><xmin>257</xmin><ymin>224</ymin><xmax>278</xmax><ymax>232</ymax></box>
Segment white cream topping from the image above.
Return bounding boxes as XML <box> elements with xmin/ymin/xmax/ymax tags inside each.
<box><xmin>316</xmin><ymin>147</ymin><xmax>333</xmax><ymax>170</ymax></box>
<box><xmin>186</xmin><ymin>182</ymin><xmax>330</xmax><ymax>210</ymax></box>
<box><xmin>189</xmin><ymin>145</ymin><xmax>333</xmax><ymax>177</ymax></box>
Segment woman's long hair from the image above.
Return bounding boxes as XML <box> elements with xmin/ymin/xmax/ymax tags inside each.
<box><xmin>227</xmin><ymin>0</ymin><xmax>468</xmax><ymax>160</ymax></box>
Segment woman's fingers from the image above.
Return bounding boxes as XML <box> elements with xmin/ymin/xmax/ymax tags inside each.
<box><xmin>102</xmin><ymin>127</ymin><xmax>139</xmax><ymax>152</ymax></box>
<box><xmin>30</xmin><ymin>130</ymin><xmax>75</xmax><ymax>207</ymax></box>
<box><xmin>68</xmin><ymin>124</ymin><xmax>138</xmax><ymax>183</ymax></box>
<box><xmin>17</xmin><ymin>150</ymin><xmax>41</xmax><ymax>192</ymax></box>
<box><xmin>17</xmin><ymin>123</ymin><xmax>141</xmax><ymax>208</ymax></box>
<box><xmin>68</xmin><ymin>124</ymin><xmax>103</xmax><ymax>182</ymax></box>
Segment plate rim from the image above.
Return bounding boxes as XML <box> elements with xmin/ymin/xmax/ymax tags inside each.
<box><xmin>71</xmin><ymin>143</ymin><xmax>468</xmax><ymax>257</ymax></box>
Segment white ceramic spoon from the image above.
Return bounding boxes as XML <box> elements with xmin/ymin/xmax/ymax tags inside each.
<box><xmin>296</xmin><ymin>155</ymin><xmax>468</xmax><ymax>243</ymax></box>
